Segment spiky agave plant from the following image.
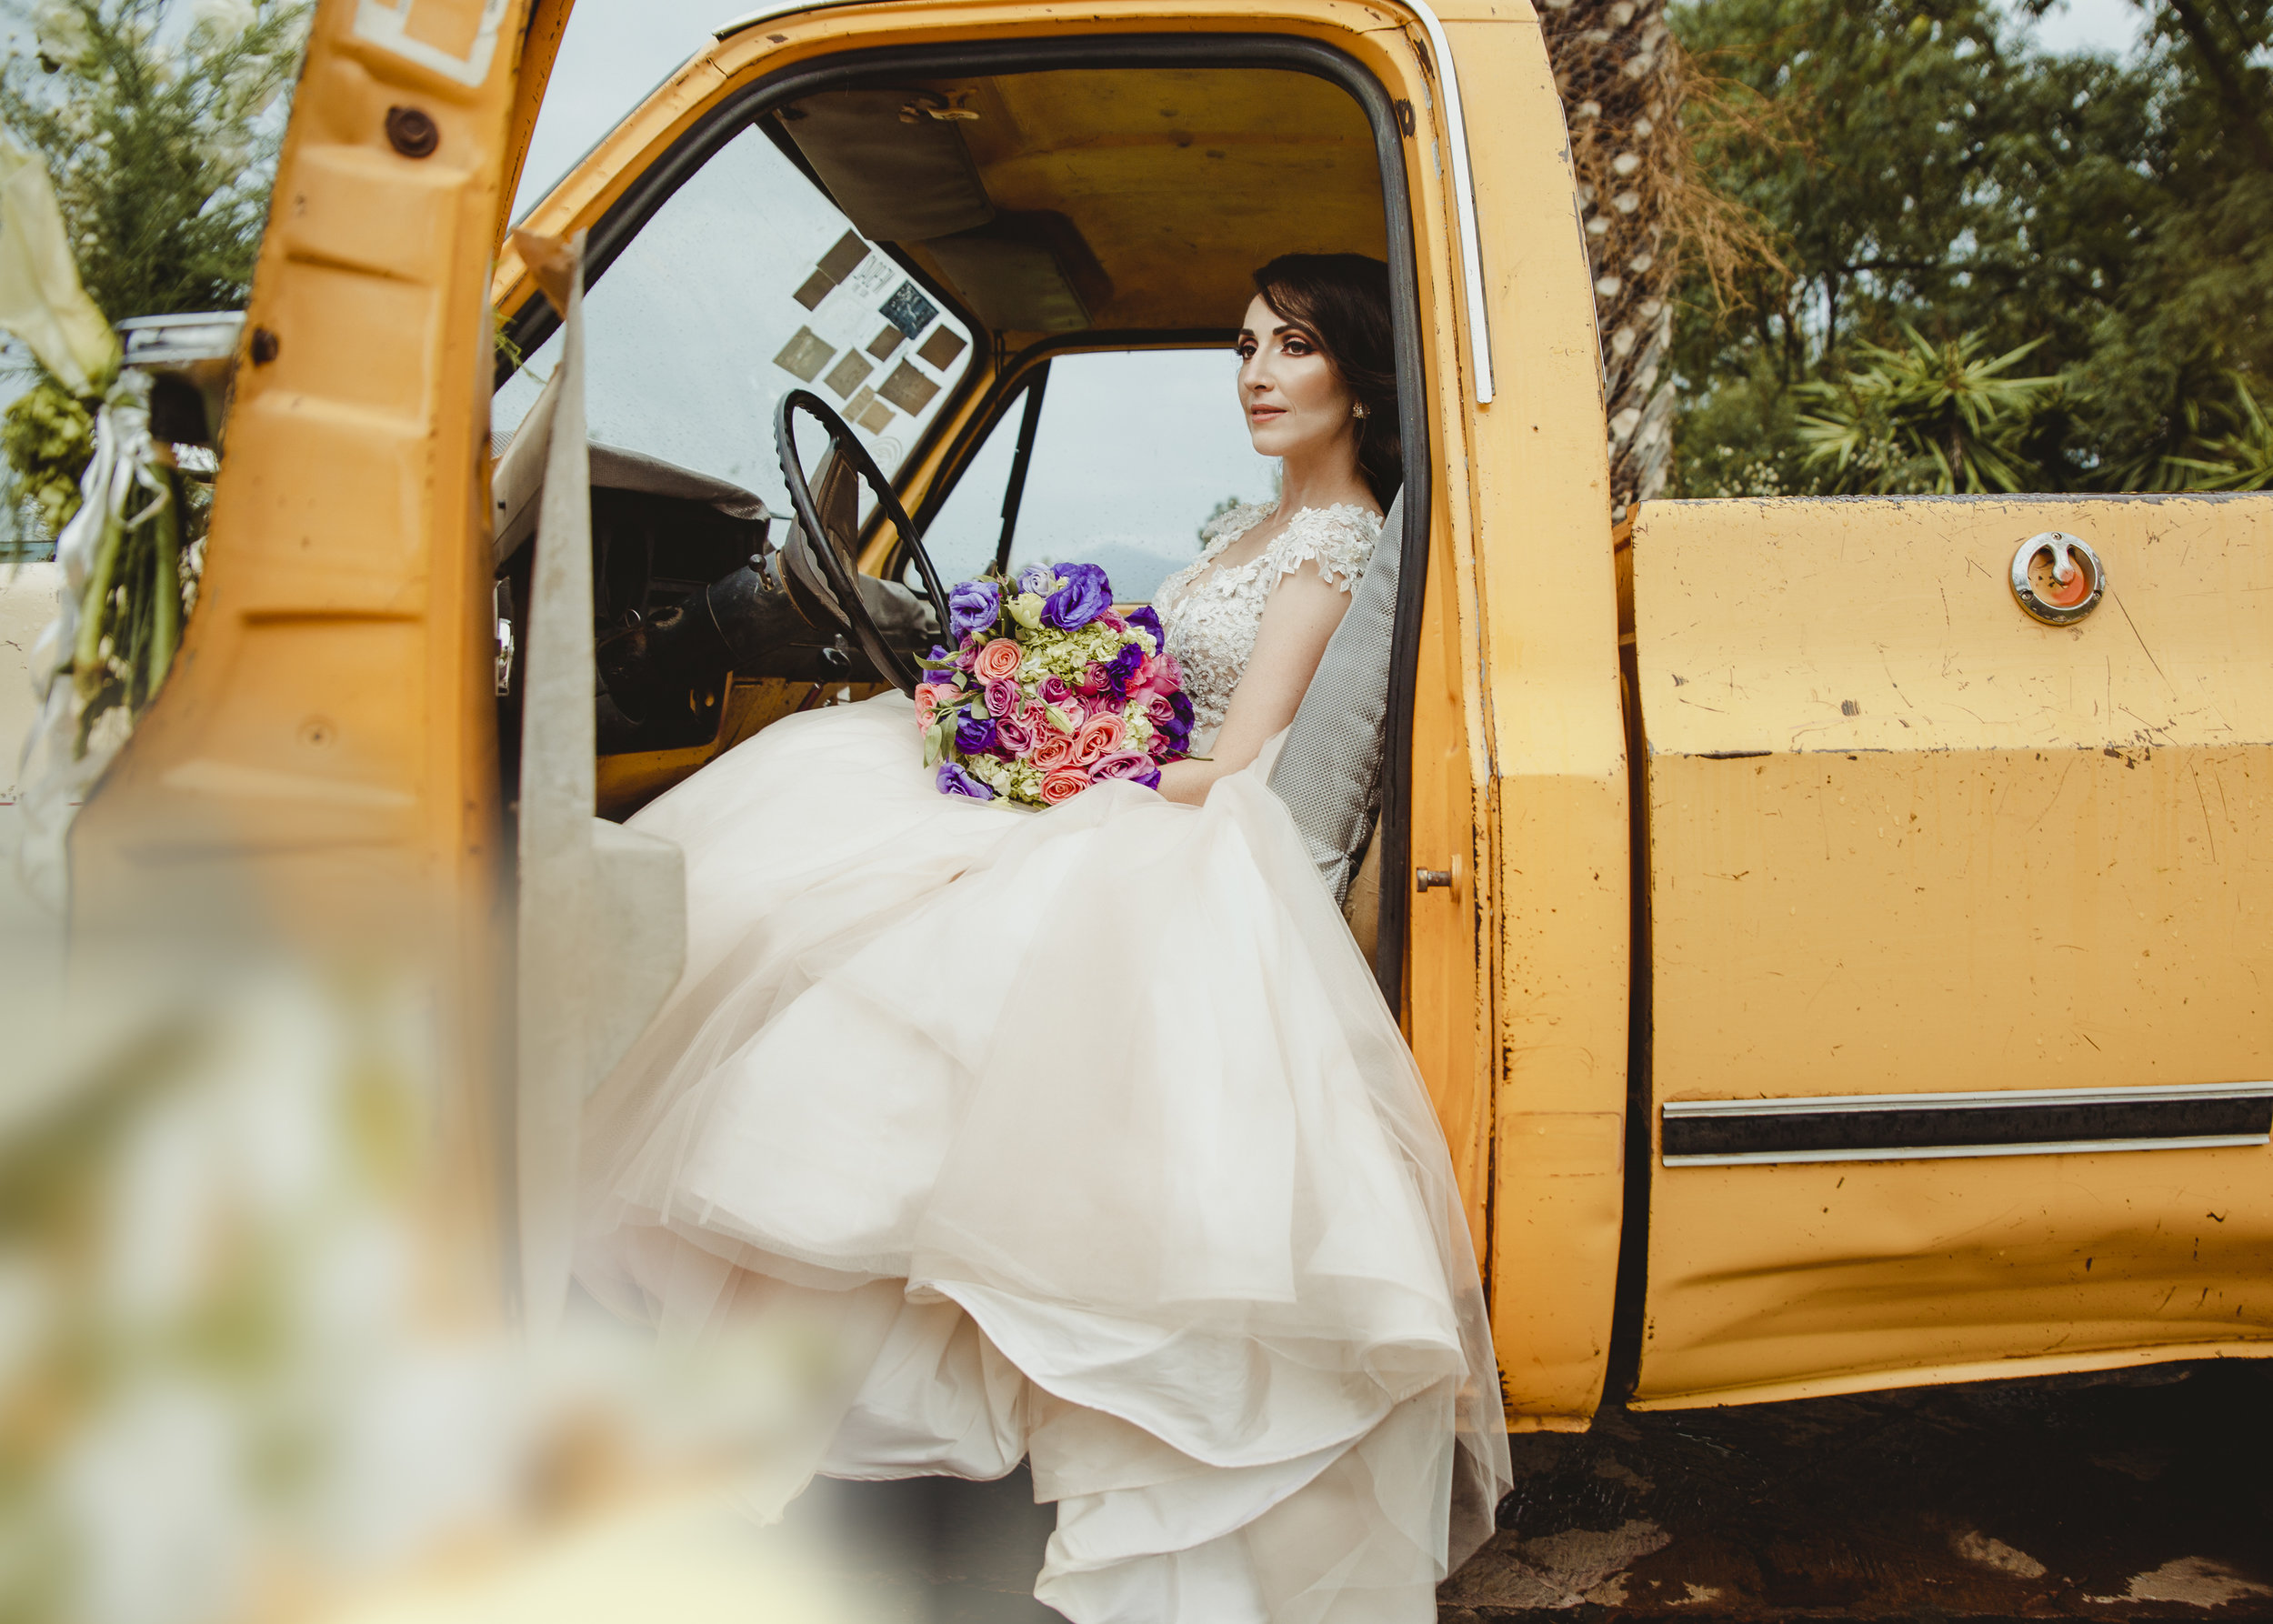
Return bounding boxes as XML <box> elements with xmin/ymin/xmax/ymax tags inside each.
<box><xmin>2161</xmin><ymin>376</ymin><xmax>2273</xmax><ymax>492</ymax></box>
<box><xmin>1795</xmin><ymin>326</ymin><xmax>2059</xmax><ymax>494</ymax></box>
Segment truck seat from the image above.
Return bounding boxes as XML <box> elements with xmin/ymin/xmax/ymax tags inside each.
<box><xmin>1266</xmin><ymin>488</ymin><xmax>1404</xmax><ymax>930</ymax></box>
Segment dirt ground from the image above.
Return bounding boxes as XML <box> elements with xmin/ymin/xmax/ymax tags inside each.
<box><xmin>797</xmin><ymin>1357</ymin><xmax>2273</xmax><ymax>1621</ymax></box>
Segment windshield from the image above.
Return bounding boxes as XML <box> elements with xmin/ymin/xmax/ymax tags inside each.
<box><xmin>493</xmin><ymin>126</ymin><xmax>976</xmax><ymax>516</ymax></box>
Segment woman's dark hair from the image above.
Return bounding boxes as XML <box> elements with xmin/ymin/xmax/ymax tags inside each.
<box><xmin>1249</xmin><ymin>253</ymin><xmax>1400</xmax><ymax>511</ymax></box>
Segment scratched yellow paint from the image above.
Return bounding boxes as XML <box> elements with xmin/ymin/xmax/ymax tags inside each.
<box><xmin>1628</xmin><ymin>495</ymin><xmax>2273</xmax><ymax>1404</ymax></box>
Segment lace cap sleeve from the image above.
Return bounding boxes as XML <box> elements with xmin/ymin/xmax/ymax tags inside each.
<box><xmin>1266</xmin><ymin>505</ymin><xmax>1382</xmax><ymax>594</ymax></box>
<box><xmin>1199</xmin><ymin>500</ymin><xmax>1272</xmax><ymax>545</ymax></box>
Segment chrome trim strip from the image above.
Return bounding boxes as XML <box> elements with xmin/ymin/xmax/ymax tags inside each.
<box><xmin>712</xmin><ymin>0</ymin><xmax>1496</xmax><ymax>404</ymax></box>
<box><xmin>1397</xmin><ymin>0</ymin><xmax>1494</xmax><ymax>404</ymax></box>
<box><xmin>1665</xmin><ymin>1134</ymin><xmax>2270</xmax><ymax>1168</ymax></box>
<box><xmin>1665</xmin><ymin>1081</ymin><xmax>2273</xmax><ymax>1118</ymax></box>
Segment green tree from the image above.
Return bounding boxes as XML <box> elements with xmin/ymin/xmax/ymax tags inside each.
<box><xmin>1667</xmin><ymin>0</ymin><xmax>2273</xmax><ymax>496</ymax></box>
<box><xmin>2</xmin><ymin>0</ymin><xmax>308</xmax><ymax>518</ymax></box>
<box><xmin>1</xmin><ymin>0</ymin><xmax>308</xmax><ymax>332</ymax></box>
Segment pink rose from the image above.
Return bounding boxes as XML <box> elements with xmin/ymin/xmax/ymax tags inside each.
<box><xmin>1073</xmin><ymin>713</ymin><xmax>1125</xmax><ymax>765</ymax></box>
<box><xmin>1144</xmin><ymin>691</ymin><xmax>1177</xmax><ymax>727</ymax></box>
<box><xmin>984</xmin><ymin>677</ymin><xmax>1019</xmax><ymax>717</ymax></box>
<box><xmin>1092</xmin><ymin>750</ymin><xmax>1156</xmax><ymax>782</ymax></box>
<box><xmin>974</xmin><ymin>637</ymin><xmax>1023</xmax><ymax>682</ymax></box>
<box><xmin>1037</xmin><ymin>675</ymin><xmax>1074</xmax><ymax>708</ymax></box>
<box><xmin>1039</xmin><ymin>767</ymin><xmax>1090</xmax><ymax>805</ymax></box>
<box><xmin>915</xmin><ymin>682</ymin><xmax>952</xmax><ymax>726</ymax></box>
<box><xmin>1129</xmin><ymin>654</ymin><xmax>1183</xmax><ymax>700</ymax></box>
<box><xmin>1032</xmin><ymin>732</ymin><xmax>1076</xmax><ymax>772</ymax></box>
<box><xmin>994</xmin><ymin>717</ymin><xmax>1035</xmax><ymax>756</ymax></box>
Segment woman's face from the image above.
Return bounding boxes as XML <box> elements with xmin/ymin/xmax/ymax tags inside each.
<box><xmin>1236</xmin><ymin>294</ymin><xmax>1356</xmax><ymax>462</ymax></box>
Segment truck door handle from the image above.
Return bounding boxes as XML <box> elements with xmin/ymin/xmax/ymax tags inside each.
<box><xmin>1416</xmin><ymin>867</ymin><xmax>1453</xmax><ymax>892</ymax></box>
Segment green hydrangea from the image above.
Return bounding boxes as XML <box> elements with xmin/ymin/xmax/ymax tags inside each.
<box><xmin>3</xmin><ymin>381</ymin><xmax>95</xmax><ymax>538</ymax></box>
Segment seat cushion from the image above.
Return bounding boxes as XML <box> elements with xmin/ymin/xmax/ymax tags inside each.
<box><xmin>1265</xmin><ymin>490</ymin><xmax>1403</xmax><ymax>904</ymax></box>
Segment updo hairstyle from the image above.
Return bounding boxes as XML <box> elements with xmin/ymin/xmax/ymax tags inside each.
<box><xmin>1248</xmin><ymin>253</ymin><xmax>1401</xmax><ymax>512</ymax></box>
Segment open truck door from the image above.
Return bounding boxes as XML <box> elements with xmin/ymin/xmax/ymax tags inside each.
<box><xmin>65</xmin><ymin>0</ymin><xmax>655</xmax><ymax>1314</ymax></box>
<box><xmin>1625</xmin><ymin>495</ymin><xmax>2273</xmax><ymax>1406</ymax></box>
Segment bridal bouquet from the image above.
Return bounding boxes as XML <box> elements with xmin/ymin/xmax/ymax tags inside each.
<box><xmin>915</xmin><ymin>562</ymin><xmax>1195</xmax><ymax>807</ymax></box>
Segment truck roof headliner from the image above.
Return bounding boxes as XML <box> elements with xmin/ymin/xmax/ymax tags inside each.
<box><xmin>777</xmin><ymin>66</ymin><xmax>1387</xmax><ymax>340</ymax></box>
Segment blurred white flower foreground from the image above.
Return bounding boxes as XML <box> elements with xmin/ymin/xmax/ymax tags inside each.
<box><xmin>0</xmin><ymin>937</ymin><xmax>875</xmax><ymax>1624</ymax></box>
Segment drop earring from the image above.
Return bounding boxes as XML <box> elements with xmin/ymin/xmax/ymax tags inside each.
<box><xmin>1350</xmin><ymin>401</ymin><xmax>1370</xmax><ymax>419</ymax></box>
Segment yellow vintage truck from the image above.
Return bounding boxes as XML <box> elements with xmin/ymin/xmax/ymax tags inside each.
<box><xmin>67</xmin><ymin>0</ymin><xmax>2273</xmax><ymax>1432</ymax></box>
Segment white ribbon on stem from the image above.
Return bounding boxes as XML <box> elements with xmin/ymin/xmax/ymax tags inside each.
<box><xmin>16</xmin><ymin>372</ymin><xmax>170</xmax><ymax>913</ymax></box>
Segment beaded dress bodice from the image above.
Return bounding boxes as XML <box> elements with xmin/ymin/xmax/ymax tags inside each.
<box><xmin>1151</xmin><ymin>501</ymin><xmax>1381</xmax><ymax>737</ymax></box>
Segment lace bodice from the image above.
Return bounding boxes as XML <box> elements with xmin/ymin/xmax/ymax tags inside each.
<box><xmin>1153</xmin><ymin>501</ymin><xmax>1381</xmax><ymax>736</ymax></box>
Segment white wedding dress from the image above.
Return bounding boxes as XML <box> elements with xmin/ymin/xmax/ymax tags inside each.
<box><xmin>576</xmin><ymin>501</ymin><xmax>1512</xmax><ymax>1622</ymax></box>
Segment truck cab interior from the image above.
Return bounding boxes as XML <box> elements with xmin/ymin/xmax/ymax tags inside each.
<box><xmin>487</xmin><ymin>53</ymin><xmax>1418</xmax><ymax>828</ymax></box>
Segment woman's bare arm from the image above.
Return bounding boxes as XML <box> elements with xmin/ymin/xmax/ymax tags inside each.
<box><xmin>1156</xmin><ymin>559</ymin><xmax>1353</xmax><ymax>806</ymax></box>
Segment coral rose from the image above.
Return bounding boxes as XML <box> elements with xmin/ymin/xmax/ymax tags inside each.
<box><xmin>974</xmin><ymin>637</ymin><xmax>1024</xmax><ymax>682</ymax></box>
<box><xmin>1039</xmin><ymin>767</ymin><xmax>1090</xmax><ymax>805</ymax></box>
<box><xmin>915</xmin><ymin>682</ymin><xmax>952</xmax><ymax>725</ymax></box>
<box><xmin>1073</xmin><ymin>713</ymin><xmax>1125</xmax><ymax>765</ymax></box>
<box><xmin>1032</xmin><ymin>731</ymin><xmax>1076</xmax><ymax>772</ymax></box>
<box><xmin>1128</xmin><ymin>652</ymin><xmax>1182</xmax><ymax>699</ymax></box>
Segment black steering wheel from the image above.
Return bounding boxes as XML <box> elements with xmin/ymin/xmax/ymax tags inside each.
<box><xmin>774</xmin><ymin>389</ymin><xmax>950</xmax><ymax>696</ymax></box>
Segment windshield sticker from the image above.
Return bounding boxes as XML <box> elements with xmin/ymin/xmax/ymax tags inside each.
<box><xmin>856</xmin><ymin>398</ymin><xmax>896</xmax><ymax>436</ymax></box>
<box><xmin>876</xmin><ymin>360</ymin><xmax>941</xmax><ymax>416</ymax></box>
<box><xmin>795</xmin><ymin>232</ymin><xmax>878</xmax><ymax>310</ymax></box>
<box><xmin>866</xmin><ymin>326</ymin><xmax>907</xmax><ymax>360</ymax></box>
<box><xmin>916</xmin><ymin>327</ymin><xmax>968</xmax><ymax>371</ymax></box>
<box><xmin>773</xmin><ymin>327</ymin><xmax>835</xmax><ymax>383</ymax></box>
<box><xmin>822</xmin><ymin>351</ymin><xmax>873</xmax><ymax>400</ymax></box>
<box><xmin>880</xmin><ymin>280</ymin><xmax>940</xmax><ymax>340</ymax></box>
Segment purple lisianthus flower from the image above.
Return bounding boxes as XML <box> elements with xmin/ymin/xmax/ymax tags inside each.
<box><xmin>946</xmin><ymin>580</ymin><xmax>1001</xmax><ymax>640</ymax></box>
<box><xmin>1105</xmin><ymin>641</ymin><xmax>1145</xmax><ymax>698</ymax></box>
<box><xmin>1126</xmin><ymin>605</ymin><xmax>1164</xmax><ymax>652</ymax></box>
<box><xmin>936</xmin><ymin>760</ymin><xmax>996</xmax><ymax>801</ymax></box>
<box><xmin>1157</xmin><ymin>689</ymin><xmax>1196</xmax><ymax>755</ymax></box>
<box><xmin>955</xmin><ymin>714</ymin><xmax>999</xmax><ymax>754</ymax></box>
<box><xmin>1043</xmin><ymin>562</ymin><xmax>1112</xmax><ymax>630</ymax></box>
<box><xmin>1016</xmin><ymin>562</ymin><xmax>1060</xmax><ymax>597</ymax></box>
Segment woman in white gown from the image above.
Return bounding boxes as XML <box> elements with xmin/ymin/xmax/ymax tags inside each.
<box><xmin>576</xmin><ymin>256</ymin><xmax>1512</xmax><ymax>1622</ymax></box>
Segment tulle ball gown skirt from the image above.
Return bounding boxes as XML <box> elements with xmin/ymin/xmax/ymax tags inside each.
<box><xmin>576</xmin><ymin>693</ymin><xmax>1511</xmax><ymax>1623</ymax></box>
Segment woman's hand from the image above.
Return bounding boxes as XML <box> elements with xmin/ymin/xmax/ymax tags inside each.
<box><xmin>1157</xmin><ymin>558</ymin><xmax>1353</xmax><ymax>806</ymax></box>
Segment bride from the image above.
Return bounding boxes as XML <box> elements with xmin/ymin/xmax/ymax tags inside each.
<box><xmin>576</xmin><ymin>254</ymin><xmax>1512</xmax><ymax>1622</ymax></box>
